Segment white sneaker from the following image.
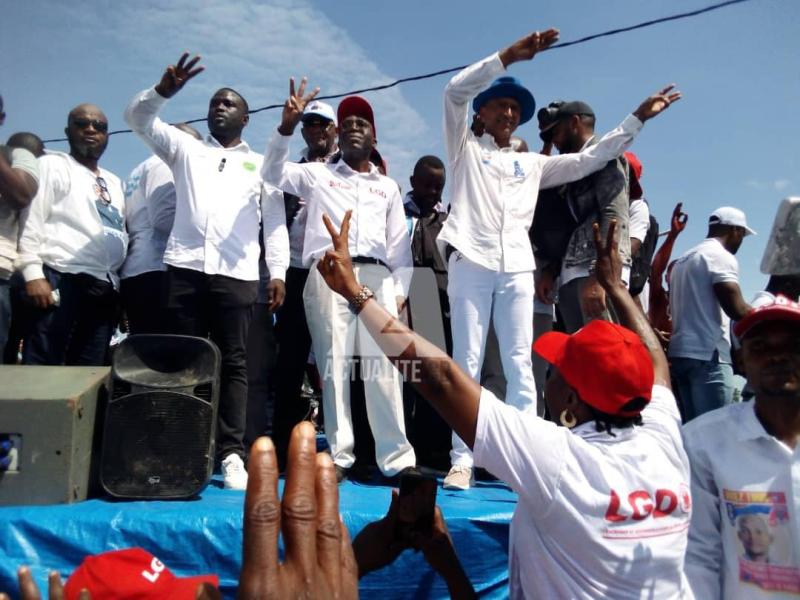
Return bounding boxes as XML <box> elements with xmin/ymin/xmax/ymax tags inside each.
<box><xmin>222</xmin><ymin>453</ymin><xmax>248</xmax><ymax>490</ymax></box>
<box><xmin>443</xmin><ymin>465</ymin><xmax>474</xmax><ymax>490</ymax></box>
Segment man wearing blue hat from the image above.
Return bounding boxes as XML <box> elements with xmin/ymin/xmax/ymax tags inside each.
<box><xmin>438</xmin><ymin>28</ymin><xmax>682</xmax><ymax>489</ymax></box>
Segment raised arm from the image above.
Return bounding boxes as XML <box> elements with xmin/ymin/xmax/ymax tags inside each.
<box><xmin>123</xmin><ymin>53</ymin><xmax>204</xmax><ymax>163</ymax></box>
<box><xmin>443</xmin><ymin>29</ymin><xmax>558</xmax><ymax>161</ymax></box>
<box><xmin>261</xmin><ymin>77</ymin><xmax>319</xmax><ymax>198</ymax></box>
<box><xmin>317</xmin><ymin>211</ymin><xmax>481</xmax><ymax>447</ymax></box>
<box><xmin>540</xmin><ymin>85</ymin><xmax>682</xmax><ymax>189</ymax></box>
<box><xmin>593</xmin><ymin>220</ymin><xmax>671</xmax><ymax>388</ymax></box>
<box><xmin>0</xmin><ymin>147</ymin><xmax>38</xmax><ymax>210</ymax></box>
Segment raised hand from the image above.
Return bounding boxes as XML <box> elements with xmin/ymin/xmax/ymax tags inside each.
<box><xmin>0</xmin><ymin>566</ymin><xmax>88</xmax><ymax>600</ymax></box>
<box><xmin>277</xmin><ymin>77</ymin><xmax>321</xmax><ymax>136</ymax></box>
<box><xmin>592</xmin><ymin>220</ymin><xmax>624</xmax><ymax>293</ymax></box>
<box><xmin>632</xmin><ymin>84</ymin><xmax>682</xmax><ymax>122</ymax></box>
<box><xmin>670</xmin><ymin>202</ymin><xmax>688</xmax><ymax>235</ymax></box>
<box><xmin>154</xmin><ymin>53</ymin><xmax>204</xmax><ymax>99</ymax></box>
<box><xmin>499</xmin><ymin>29</ymin><xmax>560</xmax><ymax>67</ymax></box>
<box><xmin>317</xmin><ymin>210</ymin><xmax>361</xmax><ymax>300</ymax></box>
<box><xmin>238</xmin><ymin>424</ymin><xmax>358</xmax><ymax>599</ymax></box>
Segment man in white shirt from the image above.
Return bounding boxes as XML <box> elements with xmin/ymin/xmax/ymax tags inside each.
<box><xmin>262</xmin><ymin>79</ymin><xmax>416</xmax><ymax>482</ymax></box>
<box><xmin>438</xmin><ymin>28</ymin><xmax>682</xmax><ymax>489</ymax></box>
<box><xmin>272</xmin><ymin>100</ymin><xmax>338</xmax><ymax>470</ymax></box>
<box><xmin>683</xmin><ymin>296</ymin><xmax>800</xmax><ymax>599</ymax></box>
<box><xmin>624</xmin><ymin>151</ymin><xmax>654</xmax><ymax>314</ymax></box>
<box><xmin>0</xmin><ymin>94</ymin><xmax>40</xmax><ymax>354</ymax></box>
<box><xmin>120</xmin><ymin>123</ymin><xmax>202</xmax><ymax>334</ymax></box>
<box><xmin>668</xmin><ymin>207</ymin><xmax>754</xmax><ymax>421</ymax></box>
<box><xmin>124</xmin><ymin>54</ymin><xmax>289</xmax><ymax>490</ymax></box>
<box><xmin>17</xmin><ymin>104</ymin><xmax>126</xmax><ymax>366</ymax></box>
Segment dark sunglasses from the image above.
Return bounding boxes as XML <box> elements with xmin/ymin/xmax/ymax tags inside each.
<box><xmin>95</xmin><ymin>176</ymin><xmax>112</xmax><ymax>205</ymax></box>
<box><xmin>72</xmin><ymin>118</ymin><xmax>109</xmax><ymax>133</ymax></box>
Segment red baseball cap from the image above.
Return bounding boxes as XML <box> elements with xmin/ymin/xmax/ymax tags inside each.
<box><xmin>733</xmin><ymin>295</ymin><xmax>800</xmax><ymax>339</ymax></box>
<box><xmin>534</xmin><ymin>320</ymin><xmax>653</xmax><ymax>417</ymax></box>
<box><xmin>63</xmin><ymin>548</ymin><xmax>218</xmax><ymax>600</ymax></box>
<box><xmin>337</xmin><ymin>95</ymin><xmax>376</xmax><ymax>138</ymax></box>
<box><xmin>624</xmin><ymin>151</ymin><xmax>644</xmax><ymax>200</ymax></box>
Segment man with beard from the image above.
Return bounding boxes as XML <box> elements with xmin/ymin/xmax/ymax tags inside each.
<box><xmin>124</xmin><ymin>54</ymin><xmax>289</xmax><ymax>490</ymax></box>
<box><xmin>17</xmin><ymin>104</ymin><xmax>126</xmax><ymax>366</ymax></box>
<box><xmin>0</xmin><ymin>95</ymin><xmax>40</xmax><ymax>355</ymax></box>
<box><xmin>683</xmin><ymin>296</ymin><xmax>800</xmax><ymax>598</ymax></box>
<box><xmin>262</xmin><ymin>79</ymin><xmax>416</xmax><ymax>483</ymax></box>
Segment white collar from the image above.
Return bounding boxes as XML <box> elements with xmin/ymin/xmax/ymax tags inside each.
<box><xmin>205</xmin><ymin>134</ymin><xmax>250</xmax><ymax>153</ymax></box>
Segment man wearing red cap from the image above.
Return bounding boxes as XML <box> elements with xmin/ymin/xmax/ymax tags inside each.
<box><xmin>262</xmin><ymin>79</ymin><xmax>416</xmax><ymax>483</ymax></box>
<box><xmin>315</xmin><ymin>211</ymin><xmax>692</xmax><ymax>597</ymax></box>
<box><xmin>683</xmin><ymin>296</ymin><xmax>800</xmax><ymax>599</ymax></box>
<box><xmin>438</xmin><ymin>28</ymin><xmax>682</xmax><ymax>489</ymax></box>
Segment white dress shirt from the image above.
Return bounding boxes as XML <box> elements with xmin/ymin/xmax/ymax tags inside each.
<box><xmin>683</xmin><ymin>402</ymin><xmax>800</xmax><ymax>599</ymax></box>
<box><xmin>124</xmin><ymin>87</ymin><xmax>288</xmax><ymax>282</ymax></box>
<box><xmin>439</xmin><ymin>51</ymin><xmax>643</xmax><ymax>273</ymax></box>
<box><xmin>262</xmin><ymin>132</ymin><xmax>412</xmax><ymax>296</ymax></box>
<box><xmin>474</xmin><ymin>384</ymin><xmax>693</xmax><ymax>599</ymax></box>
<box><xmin>16</xmin><ymin>151</ymin><xmax>127</xmax><ymax>288</ymax></box>
<box><xmin>120</xmin><ymin>155</ymin><xmax>176</xmax><ymax>279</ymax></box>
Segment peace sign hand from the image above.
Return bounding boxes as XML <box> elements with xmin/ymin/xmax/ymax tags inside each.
<box><xmin>154</xmin><ymin>53</ymin><xmax>204</xmax><ymax>99</ymax></box>
<box><xmin>633</xmin><ymin>84</ymin><xmax>682</xmax><ymax>123</ymax></box>
<box><xmin>317</xmin><ymin>211</ymin><xmax>361</xmax><ymax>300</ymax></box>
<box><xmin>278</xmin><ymin>77</ymin><xmax>321</xmax><ymax>136</ymax></box>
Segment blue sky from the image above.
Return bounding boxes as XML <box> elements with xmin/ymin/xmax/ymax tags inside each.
<box><xmin>1</xmin><ymin>0</ymin><xmax>798</xmax><ymax>298</ymax></box>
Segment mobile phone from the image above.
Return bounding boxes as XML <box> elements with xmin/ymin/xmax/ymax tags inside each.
<box><xmin>396</xmin><ymin>472</ymin><xmax>437</xmax><ymax>540</ymax></box>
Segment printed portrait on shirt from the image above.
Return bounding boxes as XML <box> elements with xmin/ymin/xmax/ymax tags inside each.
<box><xmin>724</xmin><ymin>489</ymin><xmax>800</xmax><ymax>593</ymax></box>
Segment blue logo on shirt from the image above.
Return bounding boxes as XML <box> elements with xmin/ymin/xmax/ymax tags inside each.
<box><xmin>513</xmin><ymin>161</ymin><xmax>525</xmax><ymax>178</ymax></box>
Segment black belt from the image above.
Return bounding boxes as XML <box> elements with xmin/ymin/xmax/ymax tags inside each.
<box><xmin>352</xmin><ymin>256</ymin><xmax>387</xmax><ymax>267</ymax></box>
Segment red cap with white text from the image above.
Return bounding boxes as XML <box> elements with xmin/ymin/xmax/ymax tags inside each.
<box><xmin>733</xmin><ymin>295</ymin><xmax>800</xmax><ymax>339</ymax></box>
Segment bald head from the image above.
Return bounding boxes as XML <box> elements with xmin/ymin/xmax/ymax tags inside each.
<box><xmin>174</xmin><ymin>122</ymin><xmax>203</xmax><ymax>140</ymax></box>
<box><xmin>65</xmin><ymin>103</ymin><xmax>109</xmax><ymax>162</ymax></box>
<box><xmin>7</xmin><ymin>132</ymin><xmax>45</xmax><ymax>158</ymax></box>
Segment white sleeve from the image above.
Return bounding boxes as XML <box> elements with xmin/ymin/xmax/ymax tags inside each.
<box><xmin>540</xmin><ymin>115</ymin><xmax>643</xmax><ymax>189</ymax></box>
<box><xmin>443</xmin><ymin>52</ymin><xmax>506</xmax><ymax>162</ymax></box>
<box><xmin>385</xmin><ymin>186</ymin><xmax>413</xmax><ymax>297</ymax></box>
<box><xmin>629</xmin><ymin>199</ymin><xmax>650</xmax><ymax>242</ymax></box>
<box><xmin>16</xmin><ymin>156</ymin><xmax>64</xmax><ymax>281</ymax></box>
<box><xmin>261</xmin><ymin>131</ymin><xmax>315</xmax><ymax>198</ymax></box>
<box><xmin>261</xmin><ymin>183</ymin><xmax>289</xmax><ymax>282</ymax></box>
<box><xmin>123</xmin><ymin>87</ymin><xmax>187</xmax><ymax>165</ymax></box>
<box><xmin>640</xmin><ymin>385</ymin><xmax>682</xmax><ymax>436</ymax></box>
<box><xmin>10</xmin><ymin>148</ymin><xmax>40</xmax><ymax>182</ymax></box>
<box><xmin>707</xmin><ymin>247</ymin><xmax>739</xmax><ymax>285</ymax></box>
<box><xmin>473</xmin><ymin>387</ymin><xmax>566</xmax><ymax>508</ymax></box>
<box><xmin>683</xmin><ymin>430</ymin><xmax>724</xmax><ymax>599</ymax></box>
<box><xmin>144</xmin><ymin>160</ymin><xmax>177</xmax><ymax>238</ymax></box>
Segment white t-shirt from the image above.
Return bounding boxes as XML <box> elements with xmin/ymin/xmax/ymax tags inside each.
<box><xmin>629</xmin><ymin>199</ymin><xmax>650</xmax><ymax>243</ymax></box>
<box><xmin>668</xmin><ymin>238</ymin><xmax>740</xmax><ymax>362</ymax></box>
<box><xmin>474</xmin><ymin>385</ymin><xmax>693</xmax><ymax>599</ymax></box>
<box><xmin>683</xmin><ymin>402</ymin><xmax>800</xmax><ymax>599</ymax></box>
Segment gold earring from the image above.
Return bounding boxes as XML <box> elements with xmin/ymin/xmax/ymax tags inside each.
<box><xmin>559</xmin><ymin>409</ymin><xmax>577</xmax><ymax>429</ymax></box>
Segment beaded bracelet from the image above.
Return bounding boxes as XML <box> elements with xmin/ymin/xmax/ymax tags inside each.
<box><xmin>350</xmin><ymin>285</ymin><xmax>375</xmax><ymax>313</ymax></box>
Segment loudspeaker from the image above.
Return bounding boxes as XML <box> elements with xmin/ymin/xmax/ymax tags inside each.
<box><xmin>0</xmin><ymin>366</ymin><xmax>110</xmax><ymax>506</ymax></box>
<box><xmin>100</xmin><ymin>335</ymin><xmax>221</xmax><ymax>499</ymax></box>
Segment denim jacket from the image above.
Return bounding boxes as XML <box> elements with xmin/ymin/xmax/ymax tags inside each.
<box><xmin>562</xmin><ymin>140</ymin><xmax>631</xmax><ymax>271</ymax></box>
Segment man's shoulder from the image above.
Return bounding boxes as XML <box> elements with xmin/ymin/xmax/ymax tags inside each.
<box><xmin>682</xmin><ymin>402</ymin><xmax>749</xmax><ymax>449</ymax></box>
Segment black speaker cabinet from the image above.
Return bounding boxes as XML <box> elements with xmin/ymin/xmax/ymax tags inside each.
<box><xmin>101</xmin><ymin>335</ymin><xmax>221</xmax><ymax>499</ymax></box>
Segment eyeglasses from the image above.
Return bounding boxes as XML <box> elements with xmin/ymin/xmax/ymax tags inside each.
<box><xmin>72</xmin><ymin>118</ymin><xmax>109</xmax><ymax>133</ymax></box>
<box><xmin>302</xmin><ymin>118</ymin><xmax>332</xmax><ymax>129</ymax></box>
<box><xmin>95</xmin><ymin>176</ymin><xmax>112</xmax><ymax>205</ymax></box>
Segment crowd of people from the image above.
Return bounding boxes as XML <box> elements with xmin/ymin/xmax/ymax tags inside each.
<box><xmin>1</xmin><ymin>26</ymin><xmax>799</xmax><ymax>599</ymax></box>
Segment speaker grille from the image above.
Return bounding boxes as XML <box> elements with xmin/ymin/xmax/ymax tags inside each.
<box><xmin>101</xmin><ymin>391</ymin><xmax>214</xmax><ymax>499</ymax></box>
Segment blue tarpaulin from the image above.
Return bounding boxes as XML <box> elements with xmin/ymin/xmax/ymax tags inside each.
<box><xmin>0</xmin><ymin>476</ymin><xmax>515</xmax><ymax>598</ymax></box>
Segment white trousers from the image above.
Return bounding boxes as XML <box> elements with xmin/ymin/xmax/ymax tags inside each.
<box><xmin>448</xmin><ymin>253</ymin><xmax>537</xmax><ymax>468</ymax></box>
<box><xmin>303</xmin><ymin>262</ymin><xmax>416</xmax><ymax>475</ymax></box>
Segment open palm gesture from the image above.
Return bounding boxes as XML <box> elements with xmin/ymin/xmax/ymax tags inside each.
<box><xmin>278</xmin><ymin>77</ymin><xmax>320</xmax><ymax>135</ymax></box>
<box><xmin>633</xmin><ymin>84</ymin><xmax>682</xmax><ymax>122</ymax></box>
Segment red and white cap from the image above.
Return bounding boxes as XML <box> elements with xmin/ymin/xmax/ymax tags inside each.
<box><xmin>63</xmin><ymin>548</ymin><xmax>218</xmax><ymax>600</ymax></box>
<box><xmin>733</xmin><ymin>295</ymin><xmax>800</xmax><ymax>339</ymax></box>
<box><xmin>534</xmin><ymin>320</ymin><xmax>654</xmax><ymax>417</ymax></box>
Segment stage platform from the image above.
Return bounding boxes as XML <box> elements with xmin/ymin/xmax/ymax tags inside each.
<box><xmin>0</xmin><ymin>475</ymin><xmax>515</xmax><ymax>599</ymax></box>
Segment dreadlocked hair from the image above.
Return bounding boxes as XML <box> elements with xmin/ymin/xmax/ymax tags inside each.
<box><xmin>587</xmin><ymin>397</ymin><xmax>648</xmax><ymax>437</ymax></box>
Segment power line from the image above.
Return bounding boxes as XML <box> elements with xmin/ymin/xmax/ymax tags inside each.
<box><xmin>42</xmin><ymin>0</ymin><xmax>754</xmax><ymax>143</ymax></box>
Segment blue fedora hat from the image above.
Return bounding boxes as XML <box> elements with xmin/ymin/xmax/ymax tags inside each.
<box><xmin>473</xmin><ymin>76</ymin><xmax>536</xmax><ymax>125</ymax></box>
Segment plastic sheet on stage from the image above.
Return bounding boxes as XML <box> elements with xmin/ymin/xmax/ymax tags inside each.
<box><xmin>0</xmin><ymin>476</ymin><xmax>515</xmax><ymax>599</ymax></box>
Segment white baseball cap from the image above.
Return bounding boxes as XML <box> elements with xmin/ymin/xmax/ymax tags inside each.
<box><xmin>709</xmin><ymin>206</ymin><xmax>756</xmax><ymax>236</ymax></box>
<box><xmin>302</xmin><ymin>101</ymin><xmax>336</xmax><ymax>126</ymax></box>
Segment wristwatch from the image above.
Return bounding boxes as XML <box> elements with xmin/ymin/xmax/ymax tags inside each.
<box><xmin>350</xmin><ymin>285</ymin><xmax>375</xmax><ymax>313</ymax></box>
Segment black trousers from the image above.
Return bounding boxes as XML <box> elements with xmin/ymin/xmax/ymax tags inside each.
<box><xmin>245</xmin><ymin>303</ymin><xmax>277</xmax><ymax>447</ymax></box>
<box><xmin>121</xmin><ymin>270</ymin><xmax>167</xmax><ymax>334</ymax></box>
<box><xmin>272</xmin><ymin>266</ymin><xmax>312</xmax><ymax>468</ymax></box>
<box><xmin>23</xmin><ymin>266</ymin><xmax>118</xmax><ymax>366</ymax></box>
<box><xmin>165</xmin><ymin>267</ymin><xmax>258</xmax><ymax>461</ymax></box>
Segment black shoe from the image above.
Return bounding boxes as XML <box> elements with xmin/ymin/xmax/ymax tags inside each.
<box><xmin>334</xmin><ymin>465</ymin><xmax>350</xmax><ymax>484</ymax></box>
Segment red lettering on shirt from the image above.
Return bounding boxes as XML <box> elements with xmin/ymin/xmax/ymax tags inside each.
<box><xmin>654</xmin><ymin>489</ymin><xmax>678</xmax><ymax>518</ymax></box>
<box><xmin>605</xmin><ymin>488</ymin><xmax>689</xmax><ymax>523</ymax></box>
